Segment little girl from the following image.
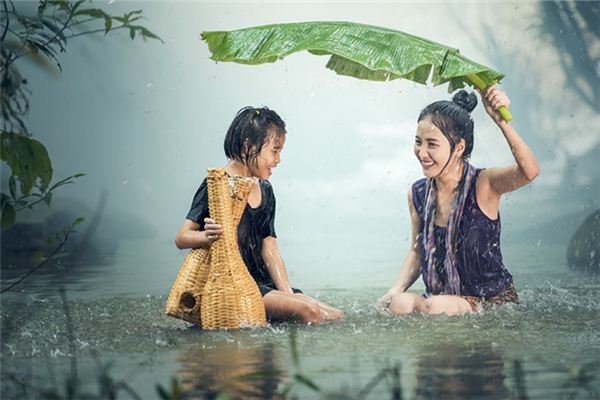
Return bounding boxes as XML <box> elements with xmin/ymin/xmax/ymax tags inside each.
<box><xmin>175</xmin><ymin>106</ymin><xmax>344</xmax><ymax>324</ymax></box>
<box><xmin>380</xmin><ymin>86</ymin><xmax>540</xmax><ymax>316</ymax></box>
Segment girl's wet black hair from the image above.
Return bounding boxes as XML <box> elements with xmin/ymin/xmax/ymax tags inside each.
<box><xmin>418</xmin><ymin>89</ymin><xmax>477</xmax><ymax>161</ymax></box>
<box><xmin>224</xmin><ymin>106</ymin><xmax>286</xmax><ymax>166</ymax></box>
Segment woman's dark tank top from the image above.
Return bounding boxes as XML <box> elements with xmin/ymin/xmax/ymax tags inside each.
<box><xmin>412</xmin><ymin>169</ymin><xmax>514</xmax><ymax>298</ymax></box>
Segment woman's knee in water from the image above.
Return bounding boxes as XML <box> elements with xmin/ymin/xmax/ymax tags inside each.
<box><xmin>389</xmin><ymin>293</ymin><xmax>420</xmax><ymax>315</ymax></box>
<box><xmin>420</xmin><ymin>296</ymin><xmax>471</xmax><ymax>316</ymax></box>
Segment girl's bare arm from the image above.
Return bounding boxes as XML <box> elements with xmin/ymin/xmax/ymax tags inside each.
<box><xmin>261</xmin><ymin>236</ymin><xmax>294</xmax><ymax>293</ymax></box>
<box><xmin>174</xmin><ymin>218</ymin><xmax>222</xmax><ymax>249</ymax></box>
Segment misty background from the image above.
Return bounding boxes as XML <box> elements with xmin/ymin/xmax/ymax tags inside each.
<box><xmin>3</xmin><ymin>1</ymin><xmax>598</xmax><ymax>297</ymax></box>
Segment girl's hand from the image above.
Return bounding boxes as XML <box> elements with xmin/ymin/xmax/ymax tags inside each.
<box><xmin>203</xmin><ymin>217</ymin><xmax>223</xmax><ymax>243</ymax></box>
<box><xmin>478</xmin><ymin>85</ymin><xmax>511</xmax><ymax>126</ymax></box>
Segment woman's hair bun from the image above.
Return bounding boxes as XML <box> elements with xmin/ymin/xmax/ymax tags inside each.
<box><xmin>452</xmin><ymin>89</ymin><xmax>478</xmax><ymax>113</ymax></box>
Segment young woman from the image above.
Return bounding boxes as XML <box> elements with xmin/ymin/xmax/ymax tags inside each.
<box><xmin>175</xmin><ymin>106</ymin><xmax>344</xmax><ymax>323</ymax></box>
<box><xmin>380</xmin><ymin>86</ymin><xmax>540</xmax><ymax>316</ymax></box>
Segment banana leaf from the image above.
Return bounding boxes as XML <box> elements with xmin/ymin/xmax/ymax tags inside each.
<box><xmin>201</xmin><ymin>21</ymin><xmax>512</xmax><ymax>121</ymax></box>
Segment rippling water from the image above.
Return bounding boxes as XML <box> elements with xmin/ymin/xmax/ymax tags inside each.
<box><xmin>2</xmin><ymin>265</ymin><xmax>599</xmax><ymax>399</ymax></box>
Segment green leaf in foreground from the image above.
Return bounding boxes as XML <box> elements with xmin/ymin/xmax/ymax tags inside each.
<box><xmin>0</xmin><ymin>132</ymin><xmax>53</xmax><ymax>194</ymax></box>
<box><xmin>1</xmin><ymin>202</ymin><xmax>16</xmax><ymax>229</ymax></box>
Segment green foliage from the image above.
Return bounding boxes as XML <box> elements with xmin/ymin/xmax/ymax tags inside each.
<box><xmin>0</xmin><ymin>0</ymin><xmax>160</xmax><ymax>286</ymax></box>
<box><xmin>1</xmin><ymin>192</ymin><xmax>16</xmax><ymax>228</ymax></box>
<box><xmin>0</xmin><ymin>160</ymin><xmax>84</xmax><ymax>230</ymax></box>
<box><xmin>1</xmin><ymin>131</ymin><xmax>52</xmax><ymax>194</ymax></box>
<box><xmin>0</xmin><ymin>0</ymin><xmax>161</xmax><ymax>230</ymax></box>
<box><xmin>201</xmin><ymin>21</ymin><xmax>513</xmax><ymax>121</ymax></box>
<box><xmin>156</xmin><ymin>378</ymin><xmax>183</xmax><ymax>400</ymax></box>
<box><xmin>0</xmin><ymin>1</ymin><xmax>160</xmax><ymax>222</ymax></box>
<box><xmin>201</xmin><ymin>21</ymin><xmax>504</xmax><ymax>91</ymax></box>
<box><xmin>1</xmin><ymin>0</ymin><xmax>163</xmax><ymax>133</ymax></box>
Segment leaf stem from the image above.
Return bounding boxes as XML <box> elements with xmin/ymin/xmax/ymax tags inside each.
<box><xmin>64</xmin><ymin>25</ymin><xmax>125</xmax><ymax>39</ymax></box>
<box><xmin>467</xmin><ymin>73</ymin><xmax>512</xmax><ymax>121</ymax></box>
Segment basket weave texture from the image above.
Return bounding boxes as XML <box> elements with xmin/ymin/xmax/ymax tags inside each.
<box><xmin>165</xmin><ymin>168</ymin><xmax>267</xmax><ymax>329</ymax></box>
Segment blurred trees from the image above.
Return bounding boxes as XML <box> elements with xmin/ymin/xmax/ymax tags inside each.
<box><xmin>540</xmin><ymin>1</ymin><xmax>600</xmax><ymax>113</ymax></box>
<box><xmin>0</xmin><ymin>0</ymin><xmax>161</xmax><ymax>292</ymax></box>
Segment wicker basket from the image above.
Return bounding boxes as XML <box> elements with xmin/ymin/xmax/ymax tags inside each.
<box><xmin>164</xmin><ymin>246</ymin><xmax>211</xmax><ymax>325</ymax></box>
<box><xmin>165</xmin><ymin>168</ymin><xmax>267</xmax><ymax>329</ymax></box>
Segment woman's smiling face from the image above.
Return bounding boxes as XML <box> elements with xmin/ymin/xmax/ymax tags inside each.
<box><xmin>414</xmin><ymin>117</ymin><xmax>453</xmax><ymax>178</ymax></box>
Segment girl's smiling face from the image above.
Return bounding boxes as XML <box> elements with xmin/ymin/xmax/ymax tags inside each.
<box><xmin>414</xmin><ymin>117</ymin><xmax>454</xmax><ymax>178</ymax></box>
<box><xmin>249</xmin><ymin>131</ymin><xmax>285</xmax><ymax>180</ymax></box>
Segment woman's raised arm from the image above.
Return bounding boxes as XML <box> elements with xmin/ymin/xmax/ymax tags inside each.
<box><xmin>478</xmin><ymin>86</ymin><xmax>540</xmax><ymax>196</ymax></box>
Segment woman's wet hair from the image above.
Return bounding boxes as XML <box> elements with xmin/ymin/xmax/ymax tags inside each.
<box><xmin>418</xmin><ymin>89</ymin><xmax>477</xmax><ymax>160</ymax></box>
<box><xmin>224</xmin><ymin>106</ymin><xmax>286</xmax><ymax>166</ymax></box>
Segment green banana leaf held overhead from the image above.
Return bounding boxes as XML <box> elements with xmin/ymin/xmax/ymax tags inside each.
<box><xmin>201</xmin><ymin>21</ymin><xmax>512</xmax><ymax>121</ymax></box>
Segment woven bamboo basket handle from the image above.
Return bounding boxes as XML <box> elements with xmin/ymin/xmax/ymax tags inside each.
<box><xmin>200</xmin><ymin>169</ymin><xmax>267</xmax><ymax>329</ymax></box>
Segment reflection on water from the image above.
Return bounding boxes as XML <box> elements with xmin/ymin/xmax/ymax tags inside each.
<box><xmin>175</xmin><ymin>335</ymin><xmax>283</xmax><ymax>399</ymax></box>
<box><xmin>414</xmin><ymin>342</ymin><xmax>509</xmax><ymax>400</ymax></box>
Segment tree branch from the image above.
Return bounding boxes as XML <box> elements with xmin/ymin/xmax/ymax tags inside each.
<box><xmin>5</xmin><ymin>2</ymin><xmax>76</xmax><ymax>68</ymax></box>
<box><xmin>39</xmin><ymin>2</ymin><xmax>75</xmax><ymax>48</ymax></box>
<box><xmin>1</xmin><ymin>0</ymin><xmax>10</xmax><ymax>43</ymax></box>
<box><xmin>0</xmin><ymin>230</ymin><xmax>71</xmax><ymax>293</ymax></box>
<box><xmin>64</xmin><ymin>25</ymin><xmax>126</xmax><ymax>40</ymax></box>
<box><xmin>66</xmin><ymin>17</ymin><xmax>95</xmax><ymax>28</ymax></box>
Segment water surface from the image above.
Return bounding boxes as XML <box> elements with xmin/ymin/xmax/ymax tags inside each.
<box><xmin>2</xmin><ymin>242</ymin><xmax>599</xmax><ymax>399</ymax></box>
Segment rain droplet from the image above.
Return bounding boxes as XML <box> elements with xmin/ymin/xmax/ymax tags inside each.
<box><xmin>122</xmin><ymin>179</ymin><xmax>128</xmax><ymax>185</ymax></box>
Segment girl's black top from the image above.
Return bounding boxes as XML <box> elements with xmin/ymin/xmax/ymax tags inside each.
<box><xmin>186</xmin><ymin>178</ymin><xmax>278</xmax><ymax>292</ymax></box>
